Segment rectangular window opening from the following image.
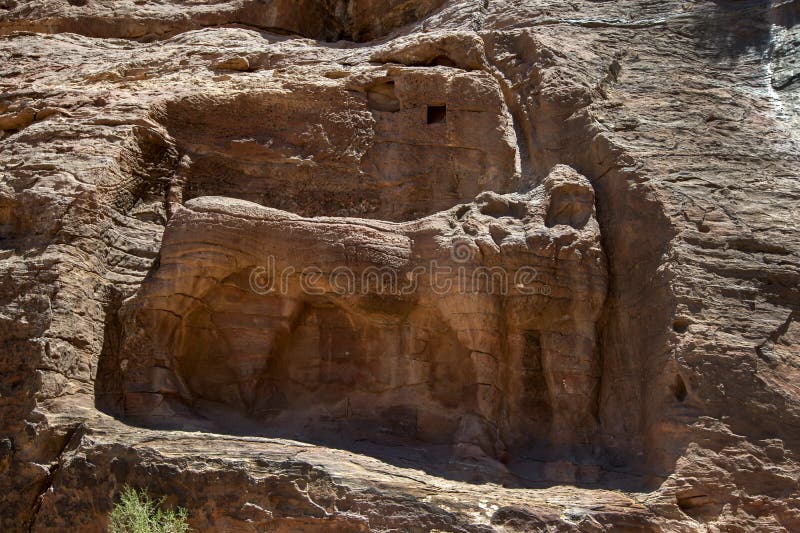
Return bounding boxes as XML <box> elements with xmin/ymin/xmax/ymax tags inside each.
<box><xmin>426</xmin><ymin>105</ymin><xmax>447</xmax><ymax>125</ymax></box>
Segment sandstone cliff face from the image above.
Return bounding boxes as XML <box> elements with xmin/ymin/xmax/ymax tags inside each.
<box><xmin>0</xmin><ymin>0</ymin><xmax>798</xmax><ymax>531</ymax></box>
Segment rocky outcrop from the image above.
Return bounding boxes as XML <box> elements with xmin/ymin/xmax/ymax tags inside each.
<box><xmin>113</xmin><ymin>165</ymin><xmax>606</xmax><ymax>463</ymax></box>
<box><xmin>1</xmin><ymin>0</ymin><xmax>799</xmax><ymax>532</ymax></box>
<box><xmin>0</xmin><ymin>0</ymin><xmax>447</xmax><ymax>42</ymax></box>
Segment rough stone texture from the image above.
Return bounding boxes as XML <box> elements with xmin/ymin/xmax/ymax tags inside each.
<box><xmin>0</xmin><ymin>0</ymin><xmax>799</xmax><ymax>532</ymax></box>
<box><xmin>114</xmin><ymin>165</ymin><xmax>606</xmax><ymax>464</ymax></box>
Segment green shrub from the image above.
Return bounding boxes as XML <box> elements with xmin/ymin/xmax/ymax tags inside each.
<box><xmin>108</xmin><ymin>486</ymin><xmax>190</xmax><ymax>533</ymax></box>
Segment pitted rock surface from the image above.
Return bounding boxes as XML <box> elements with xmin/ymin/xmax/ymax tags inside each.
<box><xmin>1</xmin><ymin>1</ymin><xmax>799</xmax><ymax>532</ymax></box>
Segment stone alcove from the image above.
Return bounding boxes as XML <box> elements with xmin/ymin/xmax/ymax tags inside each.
<box><xmin>96</xmin><ymin>57</ymin><xmax>617</xmax><ymax>480</ymax></box>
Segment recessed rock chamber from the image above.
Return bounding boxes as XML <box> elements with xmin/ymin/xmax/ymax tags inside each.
<box><xmin>110</xmin><ymin>165</ymin><xmax>608</xmax><ymax>466</ymax></box>
<box><xmin>158</xmin><ymin>66</ymin><xmax>520</xmax><ymax>221</ymax></box>
<box><xmin>95</xmin><ymin>61</ymin><xmax>613</xmax><ymax>471</ymax></box>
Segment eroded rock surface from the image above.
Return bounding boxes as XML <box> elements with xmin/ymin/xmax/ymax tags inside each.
<box><xmin>1</xmin><ymin>0</ymin><xmax>799</xmax><ymax>532</ymax></box>
<box><xmin>114</xmin><ymin>165</ymin><xmax>606</xmax><ymax>464</ymax></box>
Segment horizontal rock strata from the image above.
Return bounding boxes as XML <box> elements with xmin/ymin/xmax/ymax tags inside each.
<box><xmin>1</xmin><ymin>0</ymin><xmax>799</xmax><ymax>531</ymax></box>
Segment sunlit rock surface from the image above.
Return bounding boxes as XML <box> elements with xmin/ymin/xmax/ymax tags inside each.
<box><xmin>1</xmin><ymin>0</ymin><xmax>799</xmax><ymax>531</ymax></box>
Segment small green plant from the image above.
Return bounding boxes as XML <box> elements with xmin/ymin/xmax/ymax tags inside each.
<box><xmin>108</xmin><ymin>486</ymin><xmax>190</xmax><ymax>533</ymax></box>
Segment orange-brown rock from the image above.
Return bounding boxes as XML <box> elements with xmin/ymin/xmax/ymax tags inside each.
<box><xmin>114</xmin><ymin>164</ymin><xmax>606</xmax><ymax>462</ymax></box>
<box><xmin>1</xmin><ymin>0</ymin><xmax>799</xmax><ymax>532</ymax></box>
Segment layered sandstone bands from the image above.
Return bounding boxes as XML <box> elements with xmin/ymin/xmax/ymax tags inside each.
<box><xmin>1</xmin><ymin>0</ymin><xmax>799</xmax><ymax>531</ymax></box>
<box><xmin>114</xmin><ymin>165</ymin><xmax>606</xmax><ymax>463</ymax></box>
